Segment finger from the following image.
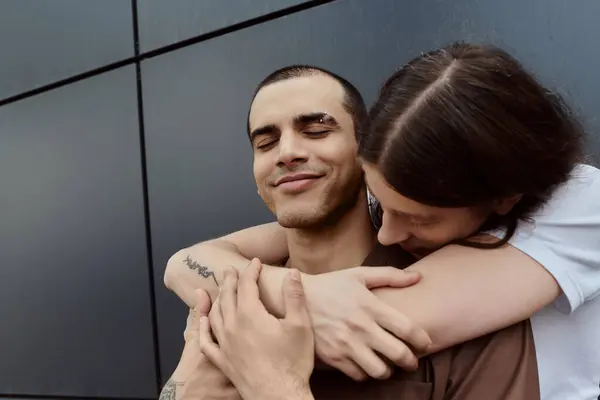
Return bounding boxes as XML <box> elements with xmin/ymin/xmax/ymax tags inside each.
<box><xmin>238</xmin><ymin>258</ymin><xmax>263</xmax><ymax>312</ymax></box>
<box><xmin>355</xmin><ymin>266</ymin><xmax>421</xmax><ymax>289</ymax></box>
<box><xmin>209</xmin><ymin>298</ymin><xmax>225</xmax><ymax>343</ymax></box>
<box><xmin>282</xmin><ymin>269</ymin><xmax>311</xmax><ymax>325</ymax></box>
<box><xmin>219</xmin><ymin>267</ymin><xmax>239</xmax><ymax>326</ymax></box>
<box><xmin>349</xmin><ymin>342</ymin><xmax>393</xmax><ymax>380</ymax></box>
<box><xmin>371</xmin><ymin>301</ymin><xmax>432</xmax><ymax>354</ymax></box>
<box><xmin>194</xmin><ymin>289</ymin><xmax>212</xmax><ymax>317</ymax></box>
<box><xmin>198</xmin><ymin>316</ymin><xmax>226</xmax><ymax>369</ymax></box>
<box><xmin>183</xmin><ymin>290</ymin><xmax>212</xmax><ymax>340</ymax></box>
<box><xmin>366</xmin><ymin>322</ymin><xmax>419</xmax><ymax>371</ymax></box>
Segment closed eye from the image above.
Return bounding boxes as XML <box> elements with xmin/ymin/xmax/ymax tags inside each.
<box><xmin>409</xmin><ymin>220</ymin><xmax>436</xmax><ymax>228</ymax></box>
<box><xmin>256</xmin><ymin>138</ymin><xmax>278</xmax><ymax>150</ymax></box>
<box><xmin>304</xmin><ymin>130</ymin><xmax>330</xmax><ymax>137</ymax></box>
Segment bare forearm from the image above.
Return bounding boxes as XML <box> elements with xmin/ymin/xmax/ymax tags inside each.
<box><xmin>373</xmin><ymin>244</ymin><xmax>560</xmax><ymax>353</ymax></box>
<box><xmin>164</xmin><ymin>239</ymin><xmax>286</xmax><ymax>314</ymax></box>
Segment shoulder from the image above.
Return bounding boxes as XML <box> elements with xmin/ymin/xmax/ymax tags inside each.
<box><xmin>531</xmin><ymin>163</ymin><xmax>600</xmax><ymax>220</ymax></box>
<box><xmin>508</xmin><ymin>164</ymin><xmax>600</xmax><ymax>312</ymax></box>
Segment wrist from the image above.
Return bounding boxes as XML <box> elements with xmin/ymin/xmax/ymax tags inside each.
<box><xmin>257</xmin><ymin>265</ymin><xmax>288</xmax><ymax>317</ymax></box>
<box><xmin>284</xmin><ymin>385</ymin><xmax>314</xmax><ymax>400</ymax></box>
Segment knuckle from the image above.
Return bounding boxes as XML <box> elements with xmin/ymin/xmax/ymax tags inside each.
<box><xmin>379</xmin><ymin>266</ymin><xmax>397</xmax><ymax>275</ymax></box>
<box><xmin>288</xmin><ymin>289</ymin><xmax>306</xmax><ymax>301</ymax></box>
<box><xmin>333</xmin><ymin>329</ymin><xmax>353</xmax><ymax>347</ymax></box>
<box><xmin>197</xmin><ymin>337</ymin><xmax>208</xmax><ymax>351</ymax></box>
<box><xmin>401</xmin><ymin>325</ymin><xmax>425</xmax><ymax>347</ymax></box>
<box><xmin>197</xmin><ymin>334</ymin><xmax>211</xmax><ymax>351</ymax></box>
<box><xmin>346</xmin><ymin>315</ymin><xmax>367</xmax><ymax>332</ymax></box>
<box><xmin>318</xmin><ymin>348</ymin><xmax>345</xmax><ymax>364</ymax></box>
<box><xmin>396</xmin><ymin>317</ymin><xmax>415</xmax><ymax>334</ymax></box>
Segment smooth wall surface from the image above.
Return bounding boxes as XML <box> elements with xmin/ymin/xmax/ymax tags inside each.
<box><xmin>0</xmin><ymin>67</ymin><xmax>157</xmax><ymax>398</ymax></box>
<box><xmin>0</xmin><ymin>0</ymin><xmax>134</xmax><ymax>99</ymax></box>
<box><xmin>1</xmin><ymin>0</ymin><xmax>599</xmax><ymax>398</ymax></box>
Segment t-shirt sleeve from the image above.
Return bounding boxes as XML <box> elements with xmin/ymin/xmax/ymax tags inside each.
<box><xmin>444</xmin><ymin>320</ymin><xmax>540</xmax><ymax>400</ymax></box>
<box><xmin>490</xmin><ymin>164</ymin><xmax>600</xmax><ymax>314</ymax></box>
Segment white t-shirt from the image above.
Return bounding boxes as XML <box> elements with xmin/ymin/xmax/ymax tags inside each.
<box><xmin>368</xmin><ymin>163</ymin><xmax>600</xmax><ymax>399</ymax></box>
<box><xmin>501</xmin><ymin>163</ymin><xmax>600</xmax><ymax>400</ymax></box>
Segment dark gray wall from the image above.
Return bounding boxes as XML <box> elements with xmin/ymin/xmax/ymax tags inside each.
<box><xmin>0</xmin><ymin>66</ymin><xmax>157</xmax><ymax>398</ymax></box>
<box><xmin>1</xmin><ymin>0</ymin><xmax>599</xmax><ymax>398</ymax></box>
<box><xmin>137</xmin><ymin>0</ymin><xmax>307</xmax><ymax>51</ymax></box>
<box><xmin>0</xmin><ymin>0</ymin><xmax>134</xmax><ymax>99</ymax></box>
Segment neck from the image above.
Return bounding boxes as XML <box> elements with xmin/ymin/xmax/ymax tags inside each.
<box><xmin>285</xmin><ymin>190</ymin><xmax>376</xmax><ymax>274</ymax></box>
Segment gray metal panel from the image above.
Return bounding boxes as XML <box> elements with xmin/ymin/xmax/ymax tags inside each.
<box><xmin>143</xmin><ymin>0</ymin><xmax>600</xmax><ymax>380</ymax></box>
<box><xmin>0</xmin><ymin>0</ymin><xmax>134</xmax><ymax>100</ymax></box>
<box><xmin>136</xmin><ymin>0</ymin><xmax>307</xmax><ymax>52</ymax></box>
<box><xmin>0</xmin><ymin>67</ymin><xmax>157</xmax><ymax>398</ymax></box>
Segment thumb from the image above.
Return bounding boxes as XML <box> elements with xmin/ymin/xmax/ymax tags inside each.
<box><xmin>282</xmin><ymin>269</ymin><xmax>310</xmax><ymax>324</ymax></box>
<box><xmin>184</xmin><ymin>290</ymin><xmax>212</xmax><ymax>341</ymax></box>
<box><xmin>354</xmin><ymin>266</ymin><xmax>421</xmax><ymax>289</ymax></box>
<box><xmin>194</xmin><ymin>289</ymin><xmax>212</xmax><ymax>317</ymax></box>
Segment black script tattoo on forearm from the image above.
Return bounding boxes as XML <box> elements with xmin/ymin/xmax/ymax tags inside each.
<box><xmin>184</xmin><ymin>255</ymin><xmax>219</xmax><ymax>286</ymax></box>
<box><xmin>159</xmin><ymin>379</ymin><xmax>182</xmax><ymax>400</ymax></box>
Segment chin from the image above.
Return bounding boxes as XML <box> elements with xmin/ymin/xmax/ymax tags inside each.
<box><xmin>276</xmin><ymin>209</ymin><xmax>328</xmax><ymax>229</ymax></box>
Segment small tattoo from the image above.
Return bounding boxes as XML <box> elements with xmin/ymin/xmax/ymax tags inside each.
<box><xmin>185</xmin><ymin>256</ymin><xmax>219</xmax><ymax>286</ymax></box>
<box><xmin>159</xmin><ymin>380</ymin><xmax>182</xmax><ymax>400</ymax></box>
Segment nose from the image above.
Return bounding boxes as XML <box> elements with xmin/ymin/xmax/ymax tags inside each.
<box><xmin>377</xmin><ymin>212</ymin><xmax>411</xmax><ymax>246</ymax></box>
<box><xmin>276</xmin><ymin>131</ymin><xmax>308</xmax><ymax>167</ymax></box>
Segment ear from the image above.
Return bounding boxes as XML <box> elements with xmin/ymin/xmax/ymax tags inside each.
<box><xmin>493</xmin><ymin>194</ymin><xmax>523</xmax><ymax>215</ymax></box>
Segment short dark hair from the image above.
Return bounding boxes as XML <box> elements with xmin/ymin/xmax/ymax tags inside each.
<box><xmin>247</xmin><ymin>65</ymin><xmax>368</xmax><ymax>141</ymax></box>
<box><xmin>359</xmin><ymin>42</ymin><xmax>585</xmax><ymax>248</ymax></box>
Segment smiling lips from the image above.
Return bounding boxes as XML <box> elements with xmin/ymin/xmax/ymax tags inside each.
<box><xmin>274</xmin><ymin>173</ymin><xmax>323</xmax><ymax>192</ymax></box>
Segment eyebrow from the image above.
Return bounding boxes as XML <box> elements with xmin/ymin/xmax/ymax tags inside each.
<box><xmin>394</xmin><ymin>209</ymin><xmax>437</xmax><ymax>223</ymax></box>
<box><xmin>249</xmin><ymin>124</ymin><xmax>278</xmax><ymax>142</ymax></box>
<box><xmin>249</xmin><ymin>112</ymin><xmax>340</xmax><ymax>142</ymax></box>
<box><xmin>294</xmin><ymin>112</ymin><xmax>340</xmax><ymax>129</ymax></box>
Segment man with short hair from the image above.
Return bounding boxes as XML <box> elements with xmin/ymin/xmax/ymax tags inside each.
<box><xmin>160</xmin><ymin>65</ymin><xmax>540</xmax><ymax>400</ymax></box>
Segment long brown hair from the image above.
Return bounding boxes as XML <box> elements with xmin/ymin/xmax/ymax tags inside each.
<box><xmin>359</xmin><ymin>42</ymin><xmax>585</xmax><ymax>248</ymax></box>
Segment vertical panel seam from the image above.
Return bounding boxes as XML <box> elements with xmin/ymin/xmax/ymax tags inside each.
<box><xmin>131</xmin><ymin>0</ymin><xmax>163</xmax><ymax>393</ymax></box>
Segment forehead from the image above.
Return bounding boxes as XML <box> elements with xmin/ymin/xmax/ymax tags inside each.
<box><xmin>249</xmin><ymin>74</ymin><xmax>348</xmax><ymax>130</ymax></box>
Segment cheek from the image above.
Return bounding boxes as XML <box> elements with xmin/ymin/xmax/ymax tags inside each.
<box><xmin>412</xmin><ymin>225</ymin><xmax>461</xmax><ymax>246</ymax></box>
<box><xmin>321</xmin><ymin>137</ymin><xmax>357</xmax><ymax>165</ymax></box>
<box><xmin>415</xmin><ymin>215</ymin><xmax>488</xmax><ymax>245</ymax></box>
<box><xmin>253</xmin><ymin>159</ymin><xmax>269</xmax><ymax>187</ymax></box>
<box><xmin>333</xmin><ymin>151</ymin><xmax>362</xmax><ymax>178</ymax></box>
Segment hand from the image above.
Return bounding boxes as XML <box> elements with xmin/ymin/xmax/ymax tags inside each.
<box><xmin>160</xmin><ymin>289</ymin><xmax>241</xmax><ymax>400</ymax></box>
<box><xmin>199</xmin><ymin>259</ymin><xmax>315</xmax><ymax>400</ymax></box>
<box><xmin>302</xmin><ymin>267</ymin><xmax>432</xmax><ymax>380</ymax></box>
